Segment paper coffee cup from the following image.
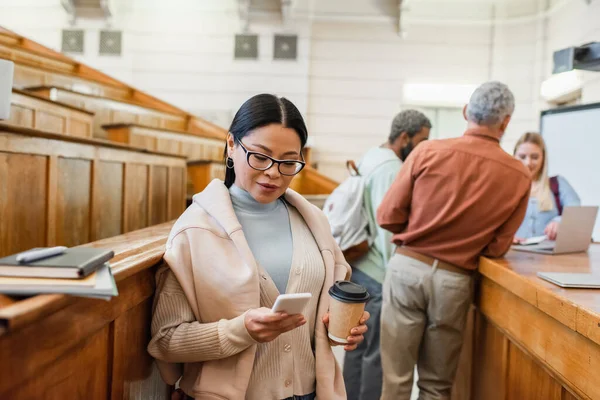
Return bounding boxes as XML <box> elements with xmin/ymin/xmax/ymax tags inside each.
<box><xmin>327</xmin><ymin>281</ymin><xmax>370</xmax><ymax>344</ymax></box>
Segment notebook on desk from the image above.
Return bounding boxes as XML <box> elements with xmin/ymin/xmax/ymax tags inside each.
<box><xmin>0</xmin><ymin>247</ymin><xmax>114</xmax><ymax>279</ymax></box>
<box><xmin>537</xmin><ymin>272</ymin><xmax>600</xmax><ymax>289</ymax></box>
<box><xmin>512</xmin><ymin>206</ymin><xmax>598</xmax><ymax>255</ymax></box>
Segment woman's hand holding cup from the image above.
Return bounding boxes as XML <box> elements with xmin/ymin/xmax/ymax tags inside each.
<box><xmin>323</xmin><ymin>310</ymin><xmax>370</xmax><ymax>351</ymax></box>
<box><xmin>244</xmin><ymin>307</ymin><xmax>306</xmax><ymax>343</ymax></box>
<box><xmin>325</xmin><ymin>280</ymin><xmax>370</xmax><ymax>351</ymax></box>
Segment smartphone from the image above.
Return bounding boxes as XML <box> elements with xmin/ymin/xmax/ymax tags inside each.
<box><xmin>271</xmin><ymin>293</ymin><xmax>312</xmax><ymax>315</ymax></box>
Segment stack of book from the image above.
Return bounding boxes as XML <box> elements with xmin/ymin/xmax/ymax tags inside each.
<box><xmin>0</xmin><ymin>247</ymin><xmax>118</xmax><ymax>301</ymax></box>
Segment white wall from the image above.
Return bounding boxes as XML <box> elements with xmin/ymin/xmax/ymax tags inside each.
<box><xmin>308</xmin><ymin>20</ymin><xmax>491</xmax><ymax>179</ymax></box>
<box><xmin>0</xmin><ymin>0</ymin><xmax>313</xmax><ymax>128</ymax></box>
<box><xmin>1</xmin><ymin>0</ymin><xmax>599</xmax><ymax>180</ymax></box>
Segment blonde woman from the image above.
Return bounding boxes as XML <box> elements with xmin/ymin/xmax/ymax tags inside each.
<box><xmin>513</xmin><ymin>132</ymin><xmax>580</xmax><ymax>241</ymax></box>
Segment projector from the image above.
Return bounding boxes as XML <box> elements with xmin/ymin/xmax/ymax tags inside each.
<box><xmin>553</xmin><ymin>42</ymin><xmax>600</xmax><ymax>74</ymax></box>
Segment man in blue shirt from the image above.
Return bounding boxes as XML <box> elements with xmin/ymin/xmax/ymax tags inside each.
<box><xmin>343</xmin><ymin>110</ymin><xmax>431</xmax><ymax>400</ymax></box>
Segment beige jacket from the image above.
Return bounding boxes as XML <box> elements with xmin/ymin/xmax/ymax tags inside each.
<box><xmin>149</xmin><ymin>179</ymin><xmax>350</xmax><ymax>400</ymax></box>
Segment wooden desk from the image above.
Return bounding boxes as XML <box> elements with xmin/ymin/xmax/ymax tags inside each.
<box><xmin>472</xmin><ymin>246</ymin><xmax>600</xmax><ymax>400</ymax></box>
<box><xmin>0</xmin><ymin>224</ymin><xmax>172</xmax><ymax>400</ymax></box>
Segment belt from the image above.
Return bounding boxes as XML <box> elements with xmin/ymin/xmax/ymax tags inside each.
<box><xmin>395</xmin><ymin>247</ymin><xmax>473</xmax><ymax>276</ymax></box>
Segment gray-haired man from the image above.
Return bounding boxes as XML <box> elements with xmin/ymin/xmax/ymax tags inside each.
<box><xmin>343</xmin><ymin>110</ymin><xmax>431</xmax><ymax>400</ymax></box>
<box><xmin>377</xmin><ymin>82</ymin><xmax>531</xmax><ymax>399</ymax></box>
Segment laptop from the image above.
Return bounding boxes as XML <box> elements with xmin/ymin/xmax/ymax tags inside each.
<box><xmin>537</xmin><ymin>272</ymin><xmax>600</xmax><ymax>289</ymax></box>
<box><xmin>512</xmin><ymin>206</ymin><xmax>598</xmax><ymax>255</ymax></box>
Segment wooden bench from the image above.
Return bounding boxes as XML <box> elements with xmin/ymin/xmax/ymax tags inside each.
<box><xmin>26</xmin><ymin>86</ymin><xmax>188</xmax><ymax>139</ymax></box>
<box><xmin>187</xmin><ymin>160</ymin><xmax>226</xmax><ymax>198</ymax></box>
<box><xmin>102</xmin><ymin>123</ymin><xmax>224</xmax><ymax>161</ymax></box>
<box><xmin>289</xmin><ymin>166</ymin><xmax>339</xmax><ymax>195</ymax></box>
<box><xmin>0</xmin><ymin>122</ymin><xmax>186</xmax><ymax>257</ymax></box>
<box><xmin>0</xmin><ymin>224</ymin><xmax>172</xmax><ymax>400</ymax></box>
<box><xmin>8</xmin><ymin>88</ymin><xmax>94</xmax><ymax>138</ymax></box>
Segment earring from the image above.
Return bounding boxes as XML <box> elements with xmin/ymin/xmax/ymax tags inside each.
<box><xmin>226</xmin><ymin>157</ymin><xmax>234</xmax><ymax>169</ymax></box>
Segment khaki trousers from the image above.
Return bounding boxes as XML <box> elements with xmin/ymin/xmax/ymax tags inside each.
<box><xmin>380</xmin><ymin>253</ymin><xmax>473</xmax><ymax>400</ymax></box>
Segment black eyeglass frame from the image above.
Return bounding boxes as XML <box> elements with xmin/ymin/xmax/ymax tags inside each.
<box><xmin>236</xmin><ymin>139</ymin><xmax>306</xmax><ymax>176</ymax></box>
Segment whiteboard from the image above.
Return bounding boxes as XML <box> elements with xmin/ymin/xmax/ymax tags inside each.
<box><xmin>541</xmin><ymin>103</ymin><xmax>600</xmax><ymax>241</ymax></box>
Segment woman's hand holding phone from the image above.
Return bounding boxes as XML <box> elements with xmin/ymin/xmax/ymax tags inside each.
<box><xmin>244</xmin><ymin>307</ymin><xmax>306</xmax><ymax>343</ymax></box>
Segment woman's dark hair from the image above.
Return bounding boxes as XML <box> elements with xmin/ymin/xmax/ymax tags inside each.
<box><xmin>224</xmin><ymin>94</ymin><xmax>308</xmax><ymax>187</ymax></box>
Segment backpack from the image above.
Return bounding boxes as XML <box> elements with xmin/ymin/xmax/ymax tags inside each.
<box><xmin>323</xmin><ymin>161</ymin><xmax>376</xmax><ymax>264</ymax></box>
<box><xmin>550</xmin><ymin>176</ymin><xmax>562</xmax><ymax>215</ymax></box>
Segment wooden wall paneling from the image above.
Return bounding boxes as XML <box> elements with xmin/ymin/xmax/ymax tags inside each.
<box><xmin>150</xmin><ymin>166</ymin><xmax>168</xmax><ymax>225</ymax></box>
<box><xmin>110</xmin><ymin>298</ymin><xmax>164</xmax><ymax>400</ymax></box>
<box><xmin>46</xmin><ymin>155</ymin><xmax>58</xmax><ymax>246</ymax></box>
<box><xmin>12</xmin><ymin>64</ymin><xmax>45</xmax><ymax>87</ymax></box>
<box><xmin>34</xmin><ymin>110</ymin><xmax>66</xmax><ymax>135</ymax></box>
<box><xmin>179</xmin><ymin>140</ymin><xmax>195</xmax><ymax>160</ymax></box>
<box><xmin>8</xmin><ymin>104</ymin><xmax>34</xmax><ymax>128</ymax></box>
<box><xmin>187</xmin><ymin>163</ymin><xmax>210</xmax><ymax>197</ymax></box>
<box><xmin>3</xmin><ymin>326</ymin><xmax>111</xmax><ymax>400</ymax></box>
<box><xmin>10</xmin><ymin>91</ymin><xmax>93</xmax><ymax>138</ymax></box>
<box><xmin>0</xmin><ymin>152</ymin><xmax>48</xmax><ymax>257</ymax></box>
<box><xmin>56</xmin><ymin>157</ymin><xmax>91</xmax><ymax>247</ymax></box>
<box><xmin>110</xmin><ymin>109</ymin><xmax>137</xmax><ymax>125</ymax></box>
<box><xmin>147</xmin><ymin>165</ymin><xmax>153</xmax><ymax>228</ymax></box>
<box><xmin>90</xmin><ymin>160</ymin><xmax>123</xmax><ymax>241</ymax></box>
<box><xmin>156</xmin><ymin>136</ymin><xmax>180</xmax><ymax>156</ymax></box>
<box><xmin>191</xmin><ymin>142</ymin><xmax>203</xmax><ymax>160</ymax></box>
<box><xmin>181</xmin><ymin>167</ymin><xmax>186</xmax><ymax>216</ymax></box>
<box><xmin>105</xmin><ymin>126</ymin><xmax>131</xmax><ymax>146</ymax></box>
<box><xmin>69</xmin><ymin>117</ymin><xmax>92</xmax><ymax>138</ymax></box>
<box><xmin>472</xmin><ymin>315</ymin><xmax>508</xmax><ymax>400</ymax></box>
<box><xmin>130</xmin><ymin>132</ymin><xmax>156</xmax><ymax>152</ymax></box>
<box><xmin>123</xmin><ymin>163</ymin><xmax>149</xmax><ymax>233</ymax></box>
<box><xmin>136</xmin><ymin>113</ymin><xmax>161</xmax><ymax>128</ymax></box>
<box><xmin>168</xmin><ymin>166</ymin><xmax>185</xmax><ymax>220</ymax></box>
<box><xmin>163</xmin><ymin>117</ymin><xmax>186</xmax><ymax>131</ymax></box>
<box><xmin>94</xmin><ymin>108</ymin><xmax>112</xmax><ymax>139</ymax></box>
<box><xmin>211</xmin><ymin>145</ymin><xmax>221</xmax><ymax>161</ymax></box>
<box><xmin>507</xmin><ymin>341</ymin><xmax>562</xmax><ymax>400</ymax></box>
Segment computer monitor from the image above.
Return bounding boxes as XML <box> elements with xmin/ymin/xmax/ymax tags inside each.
<box><xmin>0</xmin><ymin>59</ymin><xmax>14</xmax><ymax>120</ymax></box>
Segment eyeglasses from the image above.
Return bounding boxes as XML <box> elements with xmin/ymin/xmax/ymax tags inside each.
<box><xmin>236</xmin><ymin>139</ymin><xmax>305</xmax><ymax>176</ymax></box>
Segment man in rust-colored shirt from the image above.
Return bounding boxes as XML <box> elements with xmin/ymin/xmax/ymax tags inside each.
<box><xmin>377</xmin><ymin>81</ymin><xmax>531</xmax><ymax>400</ymax></box>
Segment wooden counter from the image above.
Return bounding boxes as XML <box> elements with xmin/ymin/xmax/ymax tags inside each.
<box><xmin>472</xmin><ymin>245</ymin><xmax>600</xmax><ymax>400</ymax></box>
<box><xmin>0</xmin><ymin>224</ymin><xmax>172</xmax><ymax>399</ymax></box>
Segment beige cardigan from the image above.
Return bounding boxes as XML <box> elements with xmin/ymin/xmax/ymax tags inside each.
<box><xmin>148</xmin><ymin>180</ymin><xmax>351</xmax><ymax>400</ymax></box>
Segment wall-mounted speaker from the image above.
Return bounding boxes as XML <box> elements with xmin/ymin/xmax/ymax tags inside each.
<box><xmin>273</xmin><ymin>34</ymin><xmax>297</xmax><ymax>60</ymax></box>
<box><xmin>234</xmin><ymin>34</ymin><xmax>258</xmax><ymax>60</ymax></box>
<box><xmin>61</xmin><ymin>29</ymin><xmax>84</xmax><ymax>53</ymax></box>
<box><xmin>99</xmin><ymin>31</ymin><xmax>122</xmax><ymax>56</ymax></box>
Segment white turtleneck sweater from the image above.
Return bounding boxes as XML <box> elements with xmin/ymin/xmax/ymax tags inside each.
<box><xmin>229</xmin><ymin>184</ymin><xmax>293</xmax><ymax>294</ymax></box>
